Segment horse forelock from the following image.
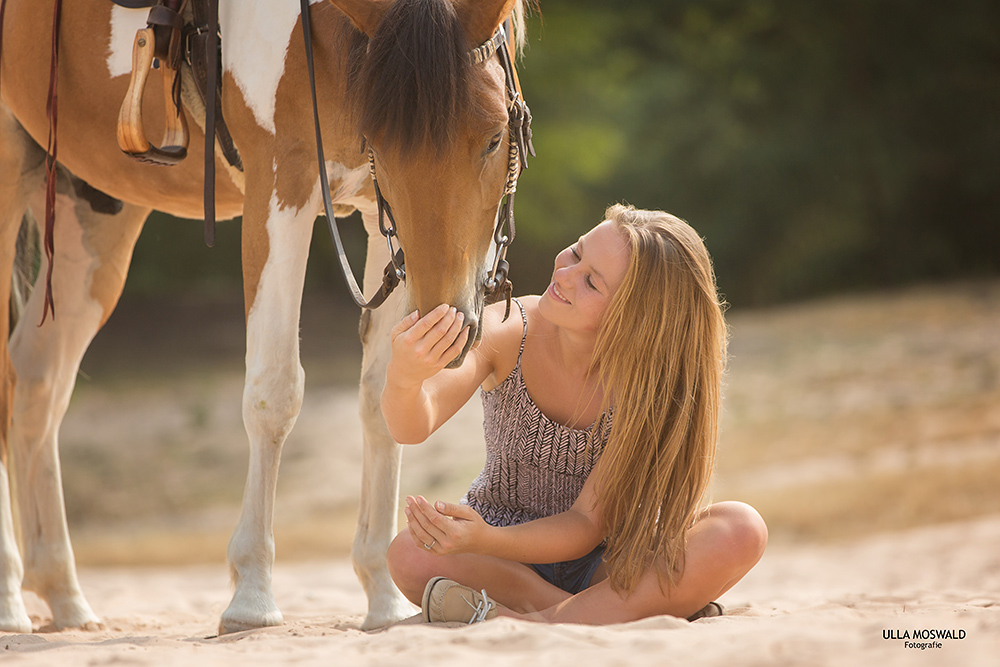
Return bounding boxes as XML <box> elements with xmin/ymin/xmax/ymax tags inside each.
<box><xmin>350</xmin><ymin>0</ymin><xmax>475</xmax><ymax>158</ymax></box>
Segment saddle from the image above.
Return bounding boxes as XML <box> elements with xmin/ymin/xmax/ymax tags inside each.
<box><xmin>113</xmin><ymin>0</ymin><xmax>241</xmax><ymax>171</ymax></box>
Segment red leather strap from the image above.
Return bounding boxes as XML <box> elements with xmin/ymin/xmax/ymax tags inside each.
<box><xmin>41</xmin><ymin>0</ymin><xmax>64</xmax><ymax>324</ymax></box>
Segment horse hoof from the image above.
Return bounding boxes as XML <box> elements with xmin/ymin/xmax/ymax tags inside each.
<box><xmin>48</xmin><ymin>595</ymin><xmax>102</xmax><ymax>631</ymax></box>
<box><xmin>360</xmin><ymin>594</ymin><xmax>418</xmax><ymax>631</ymax></box>
<box><xmin>218</xmin><ymin>613</ymin><xmax>283</xmax><ymax>635</ymax></box>
<box><xmin>0</xmin><ymin>607</ymin><xmax>33</xmax><ymax>633</ymax></box>
<box><xmin>219</xmin><ymin>602</ymin><xmax>283</xmax><ymax>635</ymax></box>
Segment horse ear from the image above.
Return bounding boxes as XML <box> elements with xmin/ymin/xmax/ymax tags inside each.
<box><xmin>456</xmin><ymin>0</ymin><xmax>520</xmax><ymax>47</ymax></box>
<box><xmin>327</xmin><ymin>0</ymin><xmax>393</xmax><ymax>37</ymax></box>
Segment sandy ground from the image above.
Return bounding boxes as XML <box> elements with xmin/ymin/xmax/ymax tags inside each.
<box><xmin>3</xmin><ymin>281</ymin><xmax>1000</xmax><ymax>664</ymax></box>
<box><xmin>5</xmin><ymin>517</ymin><xmax>999</xmax><ymax>665</ymax></box>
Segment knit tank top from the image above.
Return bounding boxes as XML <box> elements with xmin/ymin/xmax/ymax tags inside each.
<box><xmin>462</xmin><ymin>299</ymin><xmax>611</xmax><ymax>527</ymax></box>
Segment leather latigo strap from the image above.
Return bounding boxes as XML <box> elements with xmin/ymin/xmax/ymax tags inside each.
<box><xmin>186</xmin><ymin>0</ymin><xmax>241</xmax><ymax>172</ymax></box>
<box><xmin>109</xmin><ymin>0</ymin><xmax>162</xmax><ymax>7</ymax></box>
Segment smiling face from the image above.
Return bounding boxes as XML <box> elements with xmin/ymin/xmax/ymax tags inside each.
<box><xmin>538</xmin><ymin>220</ymin><xmax>631</xmax><ymax>334</ymax></box>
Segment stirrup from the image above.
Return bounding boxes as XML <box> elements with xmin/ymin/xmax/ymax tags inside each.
<box><xmin>117</xmin><ymin>27</ymin><xmax>189</xmax><ymax>165</ymax></box>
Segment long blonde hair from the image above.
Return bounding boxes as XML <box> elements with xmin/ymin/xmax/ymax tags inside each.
<box><xmin>591</xmin><ymin>204</ymin><xmax>728</xmax><ymax>594</ymax></box>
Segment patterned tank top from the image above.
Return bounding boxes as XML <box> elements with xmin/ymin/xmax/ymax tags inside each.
<box><xmin>463</xmin><ymin>299</ymin><xmax>612</xmax><ymax>527</ymax></box>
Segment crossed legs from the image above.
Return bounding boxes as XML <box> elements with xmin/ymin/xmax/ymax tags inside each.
<box><xmin>388</xmin><ymin>501</ymin><xmax>767</xmax><ymax>624</ymax></box>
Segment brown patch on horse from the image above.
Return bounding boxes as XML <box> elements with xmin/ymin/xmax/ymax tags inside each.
<box><xmin>271</xmin><ymin>4</ymin><xmax>361</xmax><ymax>215</ymax></box>
<box><xmin>217</xmin><ymin>69</ymin><xmax>275</xmax><ymax>320</ymax></box>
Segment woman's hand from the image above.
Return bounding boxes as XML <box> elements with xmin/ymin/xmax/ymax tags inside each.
<box><xmin>387</xmin><ymin>304</ymin><xmax>470</xmax><ymax>389</ymax></box>
<box><xmin>404</xmin><ymin>495</ymin><xmax>489</xmax><ymax>556</ymax></box>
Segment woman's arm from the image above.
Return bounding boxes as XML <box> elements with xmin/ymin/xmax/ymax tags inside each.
<box><xmin>381</xmin><ymin>304</ymin><xmax>498</xmax><ymax>444</ymax></box>
<box><xmin>405</xmin><ymin>464</ymin><xmax>608</xmax><ymax>564</ymax></box>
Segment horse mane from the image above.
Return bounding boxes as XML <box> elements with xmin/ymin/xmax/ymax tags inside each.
<box><xmin>348</xmin><ymin>0</ymin><xmax>474</xmax><ymax>157</ymax></box>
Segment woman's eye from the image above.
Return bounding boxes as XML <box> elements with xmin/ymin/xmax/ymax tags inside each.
<box><xmin>585</xmin><ymin>275</ymin><xmax>596</xmax><ymax>290</ymax></box>
<box><xmin>570</xmin><ymin>247</ymin><xmax>580</xmax><ymax>260</ymax></box>
<box><xmin>487</xmin><ymin>132</ymin><xmax>503</xmax><ymax>153</ymax></box>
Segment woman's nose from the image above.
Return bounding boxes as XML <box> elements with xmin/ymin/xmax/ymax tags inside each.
<box><xmin>555</xmin><ymin>262</ymin><xmax>579</xmax><ymax>279</ymax></box>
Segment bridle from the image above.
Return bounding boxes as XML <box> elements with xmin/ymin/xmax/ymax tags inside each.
<box><xmin>300</xmin><ymin>0</ymin><xmax>533</xmax><ymax>314</ymax></box>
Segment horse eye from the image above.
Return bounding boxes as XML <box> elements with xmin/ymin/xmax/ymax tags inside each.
<box><xmin>487</xmin><ymin>132</ymin><xmax>503</xmax><ymax>153</ymax></box>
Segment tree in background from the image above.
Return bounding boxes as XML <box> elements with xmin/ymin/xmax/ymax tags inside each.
<box><xmin>515</xmin><ymin>0</ymin><xmax>999</xmax><ymax>304</ymax></box>
<box><xmin>127</xmin><ymin>0</ymin><xmax>999</xmax><ymax>308</ymax></box>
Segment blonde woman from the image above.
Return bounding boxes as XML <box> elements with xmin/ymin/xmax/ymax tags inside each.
<box><xmin>382</xmin><ymin>204</ymin><xmax>766</xmax><ymax>624</ymax></box>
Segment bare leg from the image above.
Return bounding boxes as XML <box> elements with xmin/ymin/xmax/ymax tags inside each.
<box><xmin>506</xmin><ymin>501</ymin><xmax>767</xmax><ymax>624</ymax></box>
<box><xmin>387</xmin><ymin>530</ymin><xmax>572</xmax><ymax>614</ymax></box>
<box><xmin>10</xmin><ymin>172</ymin><xmax>149</xmax><ymax>630</ymax></box>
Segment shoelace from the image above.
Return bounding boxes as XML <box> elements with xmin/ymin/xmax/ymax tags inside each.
<box><xmin>463</xmin><ymin>589</ymin><xmax>495</xmax><ymax>624</ymax></box>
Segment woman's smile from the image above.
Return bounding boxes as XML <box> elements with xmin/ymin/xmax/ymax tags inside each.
<box><xmin>548</xmin><ymin>282</ymin><xmax>571</xmax><ymax>304</ymax></box>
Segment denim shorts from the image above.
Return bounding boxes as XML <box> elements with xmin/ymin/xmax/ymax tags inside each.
<box><xmin>529</xmin><ymin>544</ymin><xmax>605</xmax><ymax>595</ymax></box>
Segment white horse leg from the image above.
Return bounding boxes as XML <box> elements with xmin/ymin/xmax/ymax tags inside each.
<box><xmin>353</xmin><ymin>208</ymin><xmax>414</xmax><ymax>629</ymax></box>
<box><xmin>0</xmin><ymin>105</ymin><xmax>41</xmax><ymax>633</ymax></box>
<box><xmin>10</xmin><ymin>181</ymin><xmax>148</xmax><ymax>630</ymax></box>
<box><xmin>219</xmin><ymin>193</ymin><xmax>315</xmax><ymax>635</ymax></box>
<box><xmin>0</xmin><ymin>458</ymin><xmax>28</xmax><ymax>633</ymax></box>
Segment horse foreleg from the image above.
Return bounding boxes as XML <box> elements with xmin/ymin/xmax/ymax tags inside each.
<box><xmin>354</xmin><ymin>210</ymin><xmax>414</xmax><ymax>629</ymax></box>
<box><xmin>0</xmin><ymin>446</ymin><xmax>27</xmax><ymax>633</ymax></box>
<box><xmin>0</xmin><ymin>105</ymin><xmax>42</xmax><ymax>633</ymax></box>
<box><xmin>9</xmin><ymin>179</ymin><xmax>148</xmax><ymax>631</ymax></box>
<box><xmin>219</xmin><ymin>192</ymin><xmax>314</xmax><ymax>635</ymax></box>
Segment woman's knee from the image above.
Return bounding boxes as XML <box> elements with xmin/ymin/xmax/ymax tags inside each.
<box><xmin>697</xmin><ymin>501</ymin><xmax>767</xmax><ymax>571</ymax></box>
<box><xmin>386</xmin><ymin>531</ymin><xmax>432</xmax><ymax>602</ymax></box>
<box><xmin>386</xmin><ymin>531</ymin><xmax>415</xmax><ymax>582</ymax></box>
<box><xmin>711</xmin><ymin>501</ymin><xmax>768</xmax><ymax>565</ymax></box>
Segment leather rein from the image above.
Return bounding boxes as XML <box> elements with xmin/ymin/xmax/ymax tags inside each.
<box><xmin>299</xmin><ymin>0</ymin><xmax>534</xmax><ymax>313</ymax></box>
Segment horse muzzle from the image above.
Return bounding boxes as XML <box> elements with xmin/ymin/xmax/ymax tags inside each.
<box><xmin>444</xmin><ymin>304</ymin><xmax>482</xmax><ymax>369</ymax></box>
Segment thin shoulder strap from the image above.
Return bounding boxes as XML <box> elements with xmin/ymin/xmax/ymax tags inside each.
<box><xmin>513</xmin><ymin>297</ymin><xmax>527</xmax><ymax>359</ymax></box>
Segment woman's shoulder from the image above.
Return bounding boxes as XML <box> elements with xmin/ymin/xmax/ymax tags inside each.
<box><xmin>479</xmin><ymin>296</ymin><xmax>538</xmax><ymax>390</ymax></box>
<box><xmin>482</xmin><ymin>295</ymin><xmax>546</xmax><ymax>340</ymax></box>
<box><xmin>517</xmin><ymin>295</ymin><xmax>556</xmax><ymax>338</ymax></box>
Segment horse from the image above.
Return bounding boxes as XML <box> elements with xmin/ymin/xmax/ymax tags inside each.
<box><xmin>0</xmin><ymin>0</ymin><xmax>529</xmax><ymax>633</ymax></box>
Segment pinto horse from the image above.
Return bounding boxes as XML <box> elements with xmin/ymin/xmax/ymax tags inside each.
<box><xmin>0</xmin><ymin>0</ymin><xmax>528</xmax><ymax>633</ymax></box>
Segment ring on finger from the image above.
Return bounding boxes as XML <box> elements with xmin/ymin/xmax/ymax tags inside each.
<box><xmin>423</xmin><ymin>539</ymin><xmax>436</xmax><ymax>550</ymax></box>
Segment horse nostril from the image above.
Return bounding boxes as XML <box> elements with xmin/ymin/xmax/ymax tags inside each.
<box><xmin>444</xmin><ymin>315</ymin><xmax>478</xmax><ymax>369</ymax></box>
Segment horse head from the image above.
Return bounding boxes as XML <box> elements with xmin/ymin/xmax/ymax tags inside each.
<box><xmin>334</xmin><ymin>0</ymin><xmax>524</xmax><ymax>367</ymax></box>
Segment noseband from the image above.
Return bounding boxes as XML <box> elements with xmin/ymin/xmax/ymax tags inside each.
<box><xmin>300</xmin><ymin>1</ymin><xmax>533</xmax><ymax>314</ymax></box>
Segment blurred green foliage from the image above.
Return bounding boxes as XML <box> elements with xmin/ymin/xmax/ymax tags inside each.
<box><xmin>127</xmin><ymin>0</ymin><xmax>999</xmax><ymax>308</ymax></box>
